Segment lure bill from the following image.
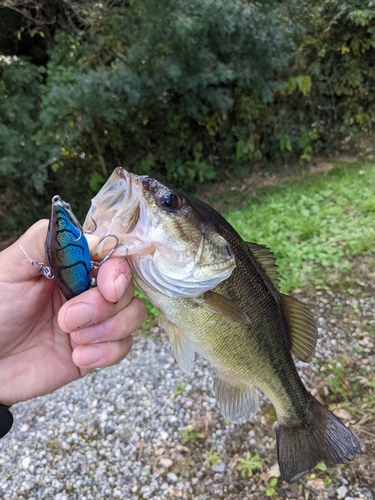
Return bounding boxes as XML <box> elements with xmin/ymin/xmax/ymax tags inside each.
<box><xmin>45</xmin><ymin>196</ymin><xmax>92</xmax><ymax>300</ymax></box>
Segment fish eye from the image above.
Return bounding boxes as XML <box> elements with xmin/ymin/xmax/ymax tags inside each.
<box><xmin>159</xmin><ymin>191</ymin><xmax>179</xmax><ymax>210</ymax></box>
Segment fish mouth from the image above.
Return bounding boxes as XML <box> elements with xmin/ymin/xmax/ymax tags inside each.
<box><xmin>83</xmin><ymin>167</ymin><xmax>148</xmax><ymax>257</ymax></box>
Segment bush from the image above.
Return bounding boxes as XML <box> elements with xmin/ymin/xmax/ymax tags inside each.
<box><xmin>0</xmin><ymin>0</ymin><xmax>374</xmax><ymax>236</ymax></box>
<box><xmin>287</xmin><ymin>0</ymin><xmax>375</xmax><ymax>150</ymax></box>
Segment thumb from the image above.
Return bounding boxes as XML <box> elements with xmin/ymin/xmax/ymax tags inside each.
<box><xmin>0</xmin><ymin>220</ymin><xmax>49</xmax><ymax>283</ymax></box>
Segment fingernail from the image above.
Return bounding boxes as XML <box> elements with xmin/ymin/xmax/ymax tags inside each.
<box><xmin>75</xmin><ymin>345</ymin><xmax>101</xmax><ymax>366</ymax></box>
<box><xmin>115</xmin><ymin>273</ymin><xmax>127</xmax><ymax>301</ymax></box>
<box><xmin>65</xmin><ymin>303</ymin><xmax>93</xmax><ymax>330</ymax></box>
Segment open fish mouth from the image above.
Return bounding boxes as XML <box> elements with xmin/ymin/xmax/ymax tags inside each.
<box><xmin>83</xmin><ymin>167</ymin><xmax>148</xmax><ymax>257</ymax></box>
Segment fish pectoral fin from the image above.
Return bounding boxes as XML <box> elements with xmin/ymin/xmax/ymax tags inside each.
<box><xmin>246</xmin><ymin>242</ymin><xmax>280</xmax><ymax>291</ymax></box>
<box><xmin>158</xmin><ymin>315</ymin><xmax>195</xmax><ymax>374</ymax></box>
<box><xmin>214</xmin><ymin>370</ymin><xmax>259</xmax><ymax>424</ymax></box>
<box><xmin>195</xmin><ymin>291</ymin><xmax>251</xmax><ymax>325</ymax></box>
<box><xmin>281</xmin><ymin>294</ymin><xmax>318</xmax><ymax>363</ymax></box>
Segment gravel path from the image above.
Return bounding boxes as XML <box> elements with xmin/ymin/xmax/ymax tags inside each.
<box><xmin>2</xmin><ymin>267</ymin><xmax>375</xmax><ymax>500</ymax></box>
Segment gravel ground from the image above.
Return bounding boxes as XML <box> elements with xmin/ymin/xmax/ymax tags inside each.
<box><xmin>2</xmin><ymin>265</ymin><xmax>375</xmax><ymax>500</ymax></box>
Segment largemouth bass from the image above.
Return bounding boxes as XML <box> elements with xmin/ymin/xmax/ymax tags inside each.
<box><xmin>84</xmin><ymin>167</ymin><xmax>361</xmax><ymax>483</ymax></box>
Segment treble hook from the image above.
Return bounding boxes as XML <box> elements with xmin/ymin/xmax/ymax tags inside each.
<box><xmin>83</xmin><ymin>217</ymin><xmax>98</xmax><ymax>235</ymax></box>
<box><xmin>91</xmin><ymin>235</ymin><xmax>129</xmax><ymax>269</ymax></box>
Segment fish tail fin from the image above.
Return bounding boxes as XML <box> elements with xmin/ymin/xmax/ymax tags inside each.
<box><xmin>276</xmin><ymin>395</ymin><xmax>361</xmax><ymax>483</ymax></box>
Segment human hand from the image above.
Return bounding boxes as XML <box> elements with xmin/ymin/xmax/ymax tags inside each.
<box><xmin>0</xmin><ymin>219</ymin><xmax>146</xmax><ymax>406</ymax></box>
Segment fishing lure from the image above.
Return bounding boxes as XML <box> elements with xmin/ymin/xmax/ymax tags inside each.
<box><xmin>45</xmin><ymin>196</ymin><xmax>92</xmax><ymax>300</ymax></box>
<box><xmin>29</xmin><ymin>195</ymin><xmax>127</xmax><ymax>300</ymax></box>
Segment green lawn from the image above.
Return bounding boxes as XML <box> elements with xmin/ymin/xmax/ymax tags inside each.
<box><xmin>224</xmin><ymin>161</ymin><xmax>375</xmax><ymax>293</ymax></box>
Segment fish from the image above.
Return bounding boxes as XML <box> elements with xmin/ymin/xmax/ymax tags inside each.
<box><xmin>84</xmin><ymin>167</ymin><xmax>361</xmax><ymax>483</ymax></box>
<box><xmin>46</xmin><ymin>195</ymin><xmax>92</xmax><ymax>300</ymax></box>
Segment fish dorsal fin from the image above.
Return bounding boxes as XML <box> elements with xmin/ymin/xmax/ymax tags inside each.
<box><xmin>246</xmin><ymin>242</ymin><xmax>280</xmax><ymax>291</ymax></box>
<box><xmin>214</xmin><ymin>370</ymin><xmax>260</xmax><ymax>424</ymax></box>
<box><xmin>194</xmin><ymin>291</ymin><xmax>252</xmax><ymax>325</ymax></box>
<box><xmin>281</xmin><ymin>294</ymin><xmax>318</xmax><ymax>363</ymax></box>
<box><xmin>158</xmin><ymin>315</ymin><xmax>195</xmax><ymax>374</ymax></box>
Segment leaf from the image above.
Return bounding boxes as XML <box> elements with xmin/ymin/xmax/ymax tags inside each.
<box><xmin>315</xmin><ymin>462</ymin><xmax>327</xmax><ymax>471</ymax></box>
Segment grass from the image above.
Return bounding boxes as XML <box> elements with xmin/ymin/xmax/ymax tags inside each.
<box><xmin>224</xmin><ymin>161</ymin><xmax>375</xmax><ymax>293</ymax></box>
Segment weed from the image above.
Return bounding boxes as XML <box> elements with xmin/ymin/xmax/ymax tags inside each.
<box><xmin>173</xmin><ymin>383</ymin><xmax>186</xmax><ymax>396</ymax></box>
<box><xmin>173</xmin><ymin>457</ymin><xmax>194</xmax><ymax>478</ymax></box>
<box><xmin>319</xmin><ymin>357</ymin><xmax>361</xmax><ymax>402</ymax></box>
<box><xmin>180</xmin><ymin>426</ymin><xmax>206</xmax><ymax>444</ymax></box>
<box><xmin>236</xmin><ymin>452</ymin><xmax>263</xmax><ymax>479</ymax></box>
<box><xmin>260</xmin><ymin>476</ymin><xmax>278</xmax><ymax>498</ymax></box>
<box><xmin>204</xmin><ymin>448</ymin><xmax>221</xmax><ymax>467</ymax></box>
<box><xmin>318</xmin><ymin>355</ymin><xmax>375</xmax><ymax>419</ymax></box>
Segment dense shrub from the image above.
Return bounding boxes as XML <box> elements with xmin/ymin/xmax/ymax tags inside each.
<box><xmin>0</xmin><ymin>0</ymin><xmax>374</xmax><ymax>235</ymax></box>
<box><xmin>298</xmin><ymin>0</ymin><xmax>375</xmax><ymax>134</ymax></box>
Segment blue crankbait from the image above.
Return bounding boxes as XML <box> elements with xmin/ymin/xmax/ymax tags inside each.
<box><xmin>28</xmin><ymin>195</ymin><xmax>127</xmax><ymax>300</ymax></box>
<box><xmin>45</xmin><ymin>196</ymin><xmax>92</xmax><ymax>300</ymax></box>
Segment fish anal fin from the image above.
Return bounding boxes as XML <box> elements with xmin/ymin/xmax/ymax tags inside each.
<box><xmin>277</xmin><ymin>395</ymin><xmax>361</xmax><ymax>483</ymax></box>
<box><xmin>246</xmin><ymin>242</ymin><xmax>280</xmax><ymax>291</ymax></box>
<box><xmin>158</xmin><ymin>316</ymin><xmax>195</xmax><ymax>374</ymax></box>
<box><xmin>281</xmin><ymin>294</ymin><xmax>318</xmax><ymax>363</ymax></box>
<box><xmin>195</xmin><ymin>291</ymin><xmax>251</xmax><ymax>325</ymax></box>
<box><xmin>214</xmin><ymin>370</ymin><xmax>259</xmax><ymax>424</ymax></box>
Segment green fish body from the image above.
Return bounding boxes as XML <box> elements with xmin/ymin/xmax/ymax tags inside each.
<box><xmin>85</xmin><ymin>168</ymin><xmax>361</xmax><ymax>483</ymax></box>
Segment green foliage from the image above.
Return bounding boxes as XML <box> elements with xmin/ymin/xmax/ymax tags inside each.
<box><xmin>180</xmin><ymin>426</ymin><xmax>206</xmax><ymax>444</ymax></box>
<box><xmin>226</xmin><ymin>162</ymin><xmax>375</xmax><ymax>293</ymax></box>
<box><xmin>173</xmin><ymin>383</ymin><xmax>186</xmax><ymax>396</ymax></box>
<box><xmin>280</xmin><ymin>76</ymin><xmax>312</xmax><ymax>97</ymax></box>
<box><xmin>260</xmin><ymin>476</ymin><xmax>278</xmax><ymax>498</ymax></box>
<box><xmin>294</xmin><ymin>0</ymin><xmax>375</xmax><ymax>138</ymax></box>
<box><xmin>0</xmin><ymin>56</ymin><xmax>58</xmax><ymax>191</ymax></box>
<box><xmin>204</xmin><ymin>448</ymin><xmax>221</xmax><ymax>467</ymax></box>
<box><xmin>236</xmin><ymin>452</ymin><xmax>262</xmax><ymax>479</ymax></box>
<box><xmin>319</xmin><ymin>356</ymin><xmax>362</xmax><ymax>402</ymax></box>
<box><xmin>0</xmin><ymin>0</ymin><xmax>295</xmax><ymax>228</ymax></box>
<box><xmin>89</xmin><ymin>171</ymin><xmax>106</xmax><ymax>192</ymax></box>
<box><xmin>1</xmin><ymin>0</ymin><xmax>375</xmax><ymax>236</ymax></box>
<box><xmin>315</xmin><ymin>462</ymin><xmax>328</xmax><ymax>472</ymax></box>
